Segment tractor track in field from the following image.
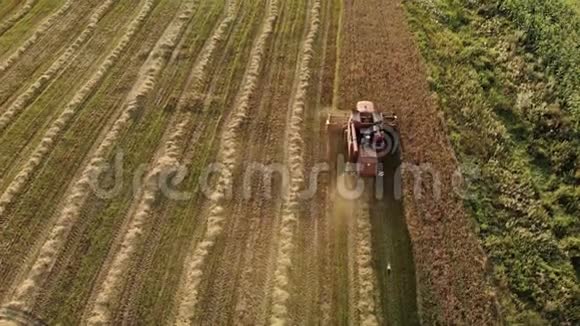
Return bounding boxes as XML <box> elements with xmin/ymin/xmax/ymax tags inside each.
<box><xmin>349</xmin><ymin>201</ymin><xmax>360</xmax><ymax>325</ymax></box>
<box><xmin>0</xmin><ymin>0</ymin><xmax>155</xmax><ymax>227</ymax></box>
<box><xmin>191</xmin><ymin>0</ymin><xmax>308</xmax><ymax>323</ymax></box>
<box><xmin>0</xmin><ymin>0</ymin><xmax>176</xmax><ymax>313</ymax></box>
<box><xmin>336</xmin><ymin>192</ymin><xmax>382</xmax><ymax>326</ymax></box>
<box><xmin>0</xmin><ymin>0</ymin><xmax>38</xmax><ymax>38</ymax></box>
<box><xmin>173</xmin><ymin>0</ymin><xmax>280</xmax><ymax>323</ymax></box>
<box><xmin>115</xmin><ymin>1</ymin><xmax>241</xmax><ymax>323</ymax></box>
<box><xmin>0</xmin><ymin>0</ymin><xmax>118</xmax><ymax>134</ymax></box>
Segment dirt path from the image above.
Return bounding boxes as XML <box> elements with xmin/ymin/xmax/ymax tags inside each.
<box><xmin>337</xmin><ymin>0</ymin><xmax>498</xmax><ymax>324</ymax></box>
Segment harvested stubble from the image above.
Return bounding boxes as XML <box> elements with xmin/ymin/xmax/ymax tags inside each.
<box><xmin>0</xmin><ymin>0</ymin><xmax>117</xmax><ymax>132</ymax></box>
<box><xmin>3</xmin><ymin>0</ymin><xmax>157</xmax><ymax>312</ymax></box>
<box><xmin>269</xmin><ymin>0</ymin><xmax>321</xmax><ymax>324</ymax></box>
<box><xmin>354</xmin><ymin>200</ymin><xmax>379</xmax><ymax>325</ymax></box>
<box><xmin>0</xmin><ymin>0</ymin><xmax>74</xmax><ymax>74</ymax></box>
<box><xmin>0</xmin><ymin>0</ymin><xmax>155</xmax><ymax>222</ymax></box>
<box><xmin>0</xmin><ymin>0</ymin><xmax>39</xmax><ymax>37</ymax></box>
<box><xmin>173</xmin><ymin>0</ymin><xmax>280</xmax><ymax>323</ymax></box>
<box><xmin>84</xmin><ymin>1</ymin><xmax>208</xmax><ymax>325</ymax></box>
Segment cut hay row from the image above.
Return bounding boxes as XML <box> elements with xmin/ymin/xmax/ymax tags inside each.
<box><xmin>0</xmin><ymin>0</ymin><xmax>146</xmax><ymax>222</ymax></box>
<box><xmin>347</xmin><ymin>201</ymin><xmax>358</xmax><ymax>325</ymax></box>
<box><xmin>269</xmin><ymin>0</ymin><xmax>321</xmax><ymax>324</ymax></box>
<box><xmin>2</xmin><ymin>0</ymin><xmax>160</xmax><ymax>312</ymax></box>
<box><xmin>118</xmin><ymin>1</ymin><xmax>266</xmax><ymax>321</ymax></box>
<box><xmin>173</xmin><ymin>0</ymin><xmax>280</xmax><ymax>323</ymax></box>
<box><xmin>0</xmin><ymin>0</ymin><xmax>117</xmax><ymax>132</ymax></box>
<box><xmin>85</xmin><ymin>1</ymin><xmax>237</xmax><ymax>324</ymax></box>
<box><xmin>215</xmin><ymin>0</ymin><xmax>307</xmax><ymax>321</ymax></box>
<box><xmin>310</xmin><ymin>1</ymin><xmax>336</xmax><ymax>321</ymax></box>
<box><xmin>354</xmin><ymin>200</ymin><xmax>379</xmax><ymax>325</ymax></box>
<box><xmin>0</xmin><ymin>0</ymin><xmax>73</xmax><ymax>74</ymax></box>
<box><xmin>0</xmin><ymin>0</ymin><xmax>38</xmax><ymax>37</ymax></box>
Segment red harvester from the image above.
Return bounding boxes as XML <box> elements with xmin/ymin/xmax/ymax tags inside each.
<box><xmin>326</xmin><ymin>101</ymin><xmax>399</xmax><ymax>178</ymax></box>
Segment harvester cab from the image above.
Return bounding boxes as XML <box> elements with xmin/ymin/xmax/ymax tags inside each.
<box><xmin>326</xmin><ymin>101</ymin><xmax>399</xmax><ymax>178</ymax></box>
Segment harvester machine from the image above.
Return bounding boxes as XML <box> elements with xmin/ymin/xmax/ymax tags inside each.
<box><xmin>326</xmin><ymin>101</ymin><xmax>399</xmax><ymax>178</ymax></box>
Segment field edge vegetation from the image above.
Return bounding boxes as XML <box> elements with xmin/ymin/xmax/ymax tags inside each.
<box><xmin>404</xmin><ymin>0</ymin><xmax>579</xmax><ymax>324</ymax></box>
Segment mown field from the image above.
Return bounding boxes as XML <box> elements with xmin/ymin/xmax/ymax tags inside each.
<box><xmin>0</xmin><ymin>0</ymin><xmax>576</xmax><ymax>325</ymax></box>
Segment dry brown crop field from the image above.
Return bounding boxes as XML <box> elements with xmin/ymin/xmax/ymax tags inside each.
<box><xmin>0</xmin><ymin>0</ymin><xmax>503</xmax><ymax>325</ymax></box>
